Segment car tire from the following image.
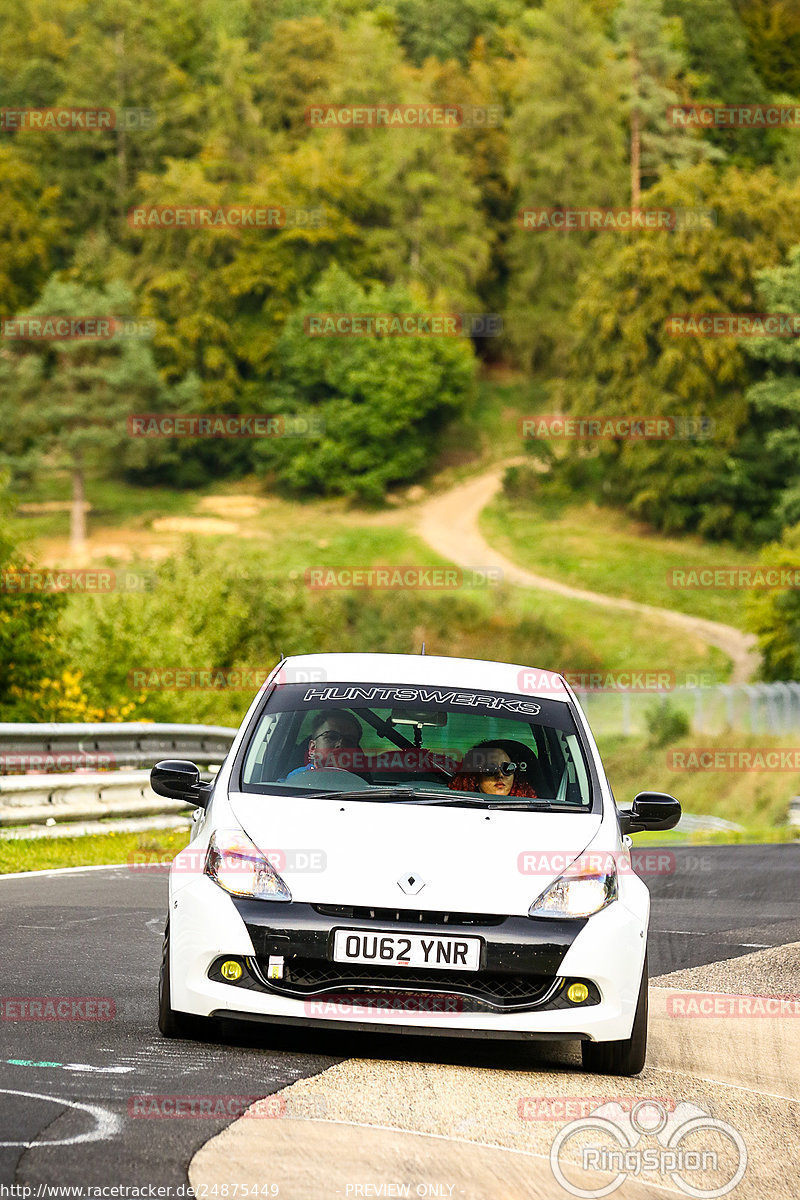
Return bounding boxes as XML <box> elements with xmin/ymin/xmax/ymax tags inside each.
<box><xmin>158</xmin><ymin>920</ymin><xmax>217</xmax><ymax>1040</ymax></box>
<box><xmin>581</xmin><ymin>952</ymin><xmax>648</xmax><ymax>1077</ymax></box>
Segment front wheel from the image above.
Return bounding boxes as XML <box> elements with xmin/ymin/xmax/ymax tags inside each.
<box><xmin>581</xmin><ymin>952</ymin><xmax>648</xmax><ymax>1076</ymax></box>
<box><xmin>158</xmin><ymin>920</ymin><xmax>217</xmax><ymax>1040</ymax></box>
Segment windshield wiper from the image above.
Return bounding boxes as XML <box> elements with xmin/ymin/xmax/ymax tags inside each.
<box><xmin>301</xmin><ymin>786</ymin><xmax>451</xmax><ymax>802</ymax></box>
<box><xmin>300</xmin><ymin>786</ymin><xmax>552</xmax><ymax>808</ymax></box>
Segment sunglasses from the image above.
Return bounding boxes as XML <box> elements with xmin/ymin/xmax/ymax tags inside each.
<box><xmin>475</xmin><ymin>760</ymin><xmax>527</xmax><ymax>777</ymax></box>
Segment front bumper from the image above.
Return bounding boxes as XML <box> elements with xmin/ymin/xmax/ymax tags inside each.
<box><xmin>169</xmin><ymin>876</ymin><xmax>647</xmax><ymax>1042</ymax></box>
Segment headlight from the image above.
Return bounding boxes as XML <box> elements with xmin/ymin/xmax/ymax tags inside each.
<box><xmin>204</xmin><ymin>829</ymin><xmax>291</xmax><ymax>901</ymax></box>
<box><xmin>528</xmin><ymin>861</ymin><xmax>617</xmax><ymax>919</ymax></box>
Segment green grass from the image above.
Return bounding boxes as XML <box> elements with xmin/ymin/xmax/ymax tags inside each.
<box><xmin>8</xmin><ymin>476</ymin><xmax>198</xmax><ymax>543</ymax></box>
<box><xmin>597</xmin><ymin>731</ymin><xmax>800</xmax><ymax>831</ymax></box>
<box><xmin>0</xmin><ymin>826</ymin><xmax>191</xmax><ymax>875</ymax></box>
<box><xmin>506</xmin><ymin>586</ymin><xmax>729</xmax><ymax>679</ymax></box>
<box><xmin>481</xmin><ymin>493</ymin><xmax>753</xmax><ymax>631</ymax></box>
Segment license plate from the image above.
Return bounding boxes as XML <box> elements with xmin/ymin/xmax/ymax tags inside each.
<box><xmin>332</xmin><ymin>929</ymin><xmax>481</xmax><ymax>971</ymax></box>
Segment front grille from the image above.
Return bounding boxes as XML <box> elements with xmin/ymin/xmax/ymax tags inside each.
<box><xmin>312</xmin><ymin>904</ymin><xmax>503</xmax><ymax>926</ymax></box>
<box><xmin>253</xmin><ymin>956</ymin><xmax>556</xmax><ymax>1012</ymax></box>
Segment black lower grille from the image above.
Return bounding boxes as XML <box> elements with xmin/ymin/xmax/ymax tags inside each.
<box><xmin>254</xmin><ymin>956</ymin><xmax>557</xmax><ymax>1011</ymax></box>
<box><xmin>312</xmin><ymin>905</ymin><xmax>503</xmax><ymax>926</ymax></box>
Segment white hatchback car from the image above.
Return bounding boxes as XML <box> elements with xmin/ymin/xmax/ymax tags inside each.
<box><xmin>153</xmin><ymin>652</ymin><xmax>680</xmax><ymax>1075</ymax></box>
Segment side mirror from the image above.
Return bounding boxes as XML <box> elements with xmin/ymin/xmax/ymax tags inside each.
<box><xmin>618</xmin><ymin>791</ymin><xmax>681</xmax><ymax>835</ymax></box>
<box><xmin>150</xmin><ymin>760</ymin><xmax>211</xmax><ymax>807</ymax></box>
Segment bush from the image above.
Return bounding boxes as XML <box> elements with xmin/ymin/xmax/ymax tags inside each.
<box><xmin>645</xmin><ymin>698</ymin><xmax>691</xmax><ymax>747</ymax></box>
<box><xmin>255</xmin><ymin>265</ymin><xmax>477</xmax><ymax>502</ymax></box>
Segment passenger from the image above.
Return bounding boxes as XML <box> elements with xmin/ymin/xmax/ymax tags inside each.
<box><xmin>448</xmin><ymin>739</ymin><xmax>538</xmax><ymax>798</ymax></box>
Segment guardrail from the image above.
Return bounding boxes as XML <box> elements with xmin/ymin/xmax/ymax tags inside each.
<box><xmin>0</xmin><ymin>722</ymin><xmax>237</xmax><ymax>771</ymax></box>
<box><xmin>0</xmin><ymin>723</ymin><xmax>237</xmax><ymax>838</ymax></box>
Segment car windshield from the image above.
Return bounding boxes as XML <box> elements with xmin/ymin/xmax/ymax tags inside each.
<box><xmin>239</xmin><ymin>681</ymin><xmax>593</xmax><ymax>808</ymax></box>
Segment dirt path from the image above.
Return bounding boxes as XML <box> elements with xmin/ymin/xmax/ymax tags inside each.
<box><xmin>415</xmin><ymin>464</ymin><xmax>758</xmax><ymax>683</ymax></box>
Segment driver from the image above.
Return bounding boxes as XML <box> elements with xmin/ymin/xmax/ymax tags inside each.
<box><xmin>286</xmin><ymin>709</ymin><xmax>363</xmax><ymax>776</ymax></box>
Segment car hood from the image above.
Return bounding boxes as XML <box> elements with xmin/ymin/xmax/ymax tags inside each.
<box><xmin>227</xmin><ymin>792</ymin><xmax>605</xmax><ymax>917</ymax></box>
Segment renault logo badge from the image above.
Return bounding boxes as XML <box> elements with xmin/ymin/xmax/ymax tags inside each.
<box><xmin>397</xmin><ymin>872</ymin><xmax>426</xmax><ymax>895</ymax></box>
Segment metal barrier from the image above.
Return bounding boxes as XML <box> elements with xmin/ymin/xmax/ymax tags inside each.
<box><xmin>0</xmin><ymin>723</ymin><xmax>237</xmax><ymax>837</ymax></box>
<box><xmin>0</xmin><ymin>721</ymin><xmax>237</xmax><ymax>771</ymax></box>
<box><xmin>576</xmin><ymin>681</ymin><xmax>800</xmax><ymax>738</ymax></box>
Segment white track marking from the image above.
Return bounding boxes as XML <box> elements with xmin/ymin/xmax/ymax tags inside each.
<box><xmin>249</xmin><ymin>1117</ymin><xmax>690</xmax><ymax>1198</ymax></box>
<box><xmin>0</xmin><ymin>864</ymin><xmax>125</xmax><ymax>881</ymax></box>
<box><xmin>647</xmin><ymin>1065</ymin><xmax>800</xmax><ymax>1104</ymax></box>
<box><xmin>0</xmin><ymin>1088</ymin><xmax>122</xmax><ymax>1147</ymax></box>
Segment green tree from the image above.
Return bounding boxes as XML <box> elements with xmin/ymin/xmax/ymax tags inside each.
<box><xmin>506</xmin><ymin>0</ymin><xmax>628</xmax><ymax>370</ymax></box>
<box><xmin>0</xmin><ymin>276</ymin><xmax>195</xmax><ymax>555</ymax></box>
<box><xmin>664</xmin><ymin>0</ymin><xmax>775</xmax><ymax>166</ymax></box>
<box><xmin>547</xmin><ymin>165</ymin><xmax>800</xmax><ymax>541</ymax></box>
<box><xmin>745</xmin><ymin>524</ymin><xmax>800</xmax><ymax>679</ymax></box>
<box><xmin>732</xmin><ymin>0</ymin><xmax>800</xmax><ymax>95</ymax></box>
<box><xmin>0</xmin><ymin>147</ymin><xmax>64</xmax><ymax>313</ymax></box>
<box><xmin>254</xmin><ymin>264</ymin><xmax>476</xmax><ymax>501</ymax></box>
<box><xmin>733</xmin><ymin>246</ymin><xmax>800</xmax><ymax>533</ymax></box>
<box><xmin>0</xmin><ymin>481</ymin><xmax>67</xmax><ymax>721</ymax></box>
<box><xmin>613</xmin><ymin>0</ymin><xmax>714</xmax><ymax>206</ymax></box>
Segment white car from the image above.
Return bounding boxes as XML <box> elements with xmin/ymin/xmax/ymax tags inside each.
<box><xmin>153</xmin><ymin>652</ymin><xmax>680</xmax><ymax>1075</ymax></box>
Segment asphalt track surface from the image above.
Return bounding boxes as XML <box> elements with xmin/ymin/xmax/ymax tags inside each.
<box><xmin>0</xmin><ymin>844</ymin><xmax>798</xmax><ymax>1192</ymax></box>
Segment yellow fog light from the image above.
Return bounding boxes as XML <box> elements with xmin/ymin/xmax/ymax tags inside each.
<box><xmin>221</xmin><ymin>960</ymin><xmax>243</xmax><ymax>981</ymax></box>
<box><xmin>567</xmin><ymin>982</ymin><xmax>589</xmax><ymax>1004</ymax></box>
